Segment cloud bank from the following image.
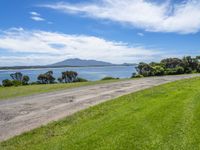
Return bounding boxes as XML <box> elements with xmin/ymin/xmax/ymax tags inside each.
<box><xmin>0</xmin><ymin>28</ymin><xmax>161</xmax><ymax>66</ymax></box>
<box><xmin>42</xmin><ymin>0</ymin><xmax>200</xmax><ymax>34</ymax></box>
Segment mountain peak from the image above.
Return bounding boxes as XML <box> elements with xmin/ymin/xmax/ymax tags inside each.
<box><xmin>50</xmin><ymin>58</ymin><xmax>114</xmax><ymax>67</ymax></box>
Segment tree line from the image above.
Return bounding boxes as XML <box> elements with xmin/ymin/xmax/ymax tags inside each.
<box><xmin>133</xmin><ymin>56</ymin><xmax>200</xmax><ymax>77</ymax></box>
<box><xmin>1</xmin><ymin>71</ymin><xmax>88</xmax><ymax>87</ymax></box>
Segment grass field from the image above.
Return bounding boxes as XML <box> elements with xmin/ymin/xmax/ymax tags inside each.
<box><xmin>1</xmin><ymin>77</ymin><xmax>200</xmax><ymax>150</ymax></box>
<box><xmin>0</xmin><ymin>79</ymin><xmax>122</xmax><ymax>100</ymax></box>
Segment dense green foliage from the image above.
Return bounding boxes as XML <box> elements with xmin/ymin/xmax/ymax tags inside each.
<box><xmin>101</xmin><ymin>76</ymin><xmax>119</xmax><ymax>80</ymax></box>
<box><xmin>2</xmin><ymin>79</ymin><xmax>14</xmax><ymax>87</ymax></box>
<box><xmin>75</xmin><ymin>77</ymin><xmax>88</xmax><ymax>82</ymax></box>
<box><xmin>134</xmin><ymin>56</ymin><xmax>200</xmax><ymax>77</ymax></box>
<box><xmin>1</xmin><ymin>77</ymin><xmax>200</xmax><ymax>149</ymax></box>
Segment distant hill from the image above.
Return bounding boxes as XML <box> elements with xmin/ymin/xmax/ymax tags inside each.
<box><xmin>0</xmin><ymin>59</ymin><xmax>136</xmax><ymax>70</ymax></box>
<box><xmin>50</xmin><ymin>58</ymin><xmax>115</xmax><ymax>67</ymax></box>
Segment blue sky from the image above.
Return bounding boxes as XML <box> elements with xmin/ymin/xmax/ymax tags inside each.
<box><xmin>0</xmin><ymin>0</ymin><xmax>200</xmax><ymax>66</ymax></box>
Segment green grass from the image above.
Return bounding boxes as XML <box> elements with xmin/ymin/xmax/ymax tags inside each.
<box><xmin>1</xmin><ymin>77</ymin><xmax>200</xmax><ymax>150</ymax></box>
<box><xmin>0</xmin><ymin>79</ymin><xmax>123</xmax><ymax>100</ymax></box>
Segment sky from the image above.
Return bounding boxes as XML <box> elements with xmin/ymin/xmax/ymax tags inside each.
<box><xmin>0</xmin><ymin>0</ymin><xmax>200</xmax><ymax>66</ymax></box>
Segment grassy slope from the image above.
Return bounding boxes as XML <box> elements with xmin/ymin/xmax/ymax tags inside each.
<box><xmin>1</xmin><ymin>77</ymin><xmax>200</xmax><ymax>149</ymax></box>
<box><xmin>0</xmin><ymin>79</ymin><xmax>122</xmax><ymax>100</ymax></box>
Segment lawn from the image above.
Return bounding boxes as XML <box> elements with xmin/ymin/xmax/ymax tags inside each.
<box><xmin>0</xmin><ymin>79</ymin><xmax>122</xmax><ymax>100</ymax></box>
<box><xmin>1</xmin><ymin>77</ymin><xmax>200</xmax><ymax>150</ymax></box>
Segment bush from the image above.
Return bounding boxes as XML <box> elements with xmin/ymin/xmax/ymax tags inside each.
<box><xmin>12</xmin><ymin>80</ymin><xmax>22</xmax><ymax>86</ymax></box>
<box><xmin>175</xmin><ymin>66</ymin><xmax>185</xmax><ymax>74</ymax></box>
<box><xmin>30</xmin><ymin>81</ymin><xmax>40</xmax><ymax>85</ymax></box>
<box><xmin>22</xmin><ymin>75</ymin><xmax>30</xmax><ymax>85</ymax></box>
<box><xmin>153</xmin><ymin>66</ymin><xmax>165</xmax><ymax>76</ymax></box>
<box><xmin>75</xmin><ymin>77</ymin><xmax>88</xmax><ymax>82</ymax></box>
<box><xmin>132</xmin><ymin>73</ymin><xmax>143</xmax><ymax>78</ymax></box>
<box><xmin>196</xmin><ymin>64</ymin><xmax>200</xmax><ymax>73</ymax></box>
<box><xmin>185</xmin><ymin>67</ymin><xmax>192</xmax><ymax>74</ymax></box>
<box><xmin>57</xmin><ymin>77</ymin><xmax>63</xmax><ymax>83</ymax></box>
<box><xmin>101</xmin><ymin>76</ymin><xmax>119</xmax><ymax>80</ymax></box>
<box><xmin>2</xmin><ymin>79</ymin><xmax>13</xmax><ymax>87</ymax></box>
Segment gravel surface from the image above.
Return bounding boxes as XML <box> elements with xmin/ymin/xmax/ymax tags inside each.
<box><xmin>0</xmin><ymin>74</ymin><xmax>199</xmax><ymax>141</ymax></box>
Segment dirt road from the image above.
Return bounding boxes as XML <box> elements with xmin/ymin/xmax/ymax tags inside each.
<box><xmin>0</xmin><ymin>74</ymin><xmax>199</xmax><ymax>141</ymax></box>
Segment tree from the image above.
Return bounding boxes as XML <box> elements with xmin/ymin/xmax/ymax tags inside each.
<box><xmin>161</xmin><ymin>58</ymin><xmax>183</xmax><ymax>69</ymax></box>
<box><xmin>37</xmin><ymin>74</ymin><xmax>48</xmax><ymax>84</ymax></box>
<box><xmin>182</xmin><ymin>56</ymin><xmax>198</xmax><ymax>71</ymax></box>
<box><xmin>45</xmin><ymin>71</ymin><xmax>55</xmax><ymax>84</ymax></box>
<box><xmin>136</xmin><ymin>62</ymin><xmax>154</xmax><ymax>77</ymax></box>
<box><xmin>10</xmin><ymin>72</ymin><xmax>23</xmax><ymax>82</ymax></box>
<box><xmin>61</xmin><ymin>71</ymin><xmax>78</xmax><ymax>83</ymax></box>
<box><xmin>22</xmin><ymin>75</ymin><xmax>30</xmax><ymax>85</ymax></box>
<box><xmin>37</xmin><ymin>71</ymin><xmax>55</xmax><ymax>84</ymax></box>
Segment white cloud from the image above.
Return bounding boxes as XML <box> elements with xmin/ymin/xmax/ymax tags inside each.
<box><xmin>137</xmin><ymin>33</ymin><xmax>144</xmax><ymax>36</ymax></box>
<box><xmin>30</xmin><ymin>11</ymin><xmax>40</xmax><ymax>16</ymax></box>
<box><xmin>29</xmin><ymin>11</ymin><xmax>45</xmax><ymax>21</ymax></box>
<box><xmin>31</xmin><ymin>16</ymin><xmax>45</xmax><ymax>21</ymax></box>
<box><xmin>0</xmin><ymin>28</ymin><xmax>162</xmax><ymax>66</ymax></box>
<box><xmin>41</xmin><ymin>0</ymin><xmax>200</xmax><ymax>34</ymax></box>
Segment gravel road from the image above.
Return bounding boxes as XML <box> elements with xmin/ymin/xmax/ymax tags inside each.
<box><xmin>0</xmin><ymin>74</ymin><xmax>199</xmax><ymax>141</ymax></box>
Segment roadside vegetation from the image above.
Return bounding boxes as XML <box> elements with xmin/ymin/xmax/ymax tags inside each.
<box><xmin>0</xmin><ymin>70</ymin><xmax>125</xmax><ymax>100</ymax></box>
<box><xmin>1</xmin><ymin>77</ymin><xmax>200</xmax><ymax>149</ymax></box>
<box><xmin>101</xmin><ymin>76</ymin><xmax>119</xmax><ymax>80</ymax></box>
<box><xmin>0</xmin><ymin>79</ymin><xmax>123</xmax><ymax>100</ymax></box>
<box><xmin>132</xmin><ymin>56</ymin><xmax>200</xmax><ymax>77</ymax></box>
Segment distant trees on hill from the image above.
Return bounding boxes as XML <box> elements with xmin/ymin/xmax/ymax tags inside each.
<box><xmin>133</xmin><ymin>56</ymin><xmax>200</xmax><ymax>77</ymax></box>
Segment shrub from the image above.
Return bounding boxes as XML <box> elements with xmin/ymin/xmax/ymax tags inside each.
<box><xmin>57</xmin><ymin>77</ymin><xmax>63</xmax><ymax>83</ymax></box>
<box><xmin>175</xmin><ymin>66</ymin><xmax>185</xmax><ymax>74</ymax></box>
<box><xmin>75</xmin><ymin>77</ymin><xmax>88</xmax><ymax>82</ymax></box>
<box><xmin>30</xmin><ymin>81</ymin><xmax>40</xmax><ymax>85</ymax></box>
<box><xmin>165</xmin><ymin>68</ymin><xmax>177</xmax><ymax>75</ymax></box>
<box><xmin>12</xmin><ymin>80</ymin><xmax>22</xmax><ymax>86</ymax></box>
<box><xmin>22</xmin><ymin>75</ymin><xmax>30</xmax><ymax>85</ymax></box>
<box><xmin>196</xmin><ymin>64</ymin><xmax>200</xmax><ymax>73</ymax></box>
<box><xmin>132</xmin><ymin>73</ymin><xmax>143</xmax><ymax>78</ymax></box>
<box><xmin>2</xmin><ymin>79</ymin><xmax>13</xmax><ymax>87</ymax></box>
<box><xmin>153</xmin><ymin>66</ymin><xmax>165</xmax><ymax>76</ymax></box>
<box><xmin>101</xmin><ymin>76</ymin><xmax>118</xmax><ymax>80</ymax></box>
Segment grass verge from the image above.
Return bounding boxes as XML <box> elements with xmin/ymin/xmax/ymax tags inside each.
<box><xmin>0</xmin><ymin>79</ymin><xmax>123</xmax><ymax>100</ymax></box>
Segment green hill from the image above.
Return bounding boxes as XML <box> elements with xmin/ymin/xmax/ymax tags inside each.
<box><xmin>1</xmin><ymin>77</ymin><xmax>200</xmax><ymax>150</ymax></box>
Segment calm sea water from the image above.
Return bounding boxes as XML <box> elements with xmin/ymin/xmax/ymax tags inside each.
<box><xmin>0</xmin><ymin>66</ymin><xmax>136</xmax><ymax>83</ymax></box>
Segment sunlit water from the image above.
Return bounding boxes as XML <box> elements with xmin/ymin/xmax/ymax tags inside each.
<box><xmin>0</xmin><ymin>66</ymin><xmax>136</xmax><ymax>83</ymax></box>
